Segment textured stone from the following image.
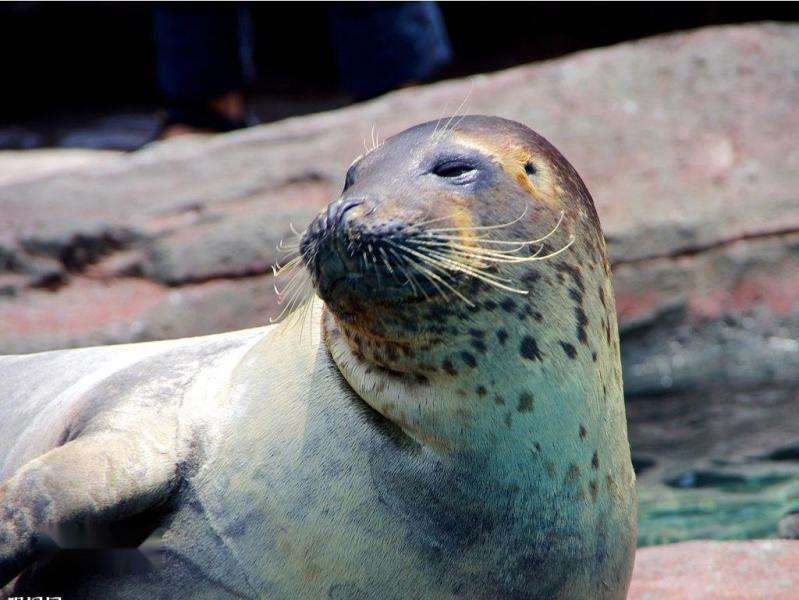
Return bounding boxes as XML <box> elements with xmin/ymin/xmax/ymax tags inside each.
<box><xmin>629</xmin><ymin>540</ymin><xmax>799</xmax><ymax>600</ymax></box>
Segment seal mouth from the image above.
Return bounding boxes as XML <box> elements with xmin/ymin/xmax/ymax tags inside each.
<box><xmin>300</xmin><ymin>213</ymin><xmax>468</xmax><ymax>308</ymax></box>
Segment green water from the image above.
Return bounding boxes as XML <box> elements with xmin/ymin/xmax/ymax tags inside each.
<box><xmin>636</xmin><ymin>474</ymin><xmax>799</xmax><ymax>546</ymax></box>
<box><xmin>626</xmin><ymin>385</ymin><xmax>799</xmax><ymax>546</ymax></box>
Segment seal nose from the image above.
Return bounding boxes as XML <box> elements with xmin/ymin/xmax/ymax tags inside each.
<box><xmin>326</xmin><ymin>198</ymin><xmax>364</xmax><ymax>233</ymax></box>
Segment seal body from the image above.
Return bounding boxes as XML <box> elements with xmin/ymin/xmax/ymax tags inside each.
<box><xmin>1</xmin><ymin>116</ymin><xmax>636</xmax><ymax>599</ymax></box>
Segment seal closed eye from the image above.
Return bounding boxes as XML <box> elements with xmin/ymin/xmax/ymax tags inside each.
<box><xmin>0</xmin><ymin>115</ymin><xmax>635</xmax><ymax>600</ymax></box>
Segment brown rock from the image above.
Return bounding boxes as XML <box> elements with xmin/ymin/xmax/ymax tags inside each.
<box><xmin>629</xmin><ymin>540</ymin><xmax>799</xmax><ymax>600</ymax></box>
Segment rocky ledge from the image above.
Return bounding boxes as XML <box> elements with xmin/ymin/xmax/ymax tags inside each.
<box><xmin>630</xmin><ymin>540</ymin><xmax>799</xmax><ymax>599</ymax></box>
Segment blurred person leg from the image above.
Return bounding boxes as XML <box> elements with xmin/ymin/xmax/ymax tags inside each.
<box><xmin>153</xmin><ymin>2</ymin><xmax>256</xmax><ymax>138</ymax></box>
<box><xmin>327</xmin><ymin>1</ymin><xmax>453</xmax><ymax>101</ymax></box>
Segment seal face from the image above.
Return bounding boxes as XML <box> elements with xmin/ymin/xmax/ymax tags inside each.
<box><xmin>1</xmin><ymin>116</ymin><xmax>635</xmax><ymax>600</ymax></box>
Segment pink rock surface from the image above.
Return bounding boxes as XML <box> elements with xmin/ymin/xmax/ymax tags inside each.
<box><xmin>629</xmin><ymin>540</ymin><xmax>799</xmax><ymax>600</ymax></box>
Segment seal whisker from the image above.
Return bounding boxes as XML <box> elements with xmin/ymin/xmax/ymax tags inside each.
<box><xmin>391</xmin><ymin>243</ymin><xmax>472</xmax><ymax>304</ymax></box>
<box><xmin>368</xmin><ymin>245</ymin><xmax>383</xmax><ymax>289</ymax></box>
<box><xmin>407</xmin><ymin>210</ymin><xmax>463</xmax><ymax>230</ymax></box>
<box><xmin>410</xmin><ymin>248</ymin><xmax>529</xmax><ymax>296</ymax></box>
<box><xmin>273</xmin><ymin>254</ymin><xmax>303</xmax><ymax>278</ymax></box>
<box><xmin>387</xmin><ymin>247</ymin><xmax>429</xmax><ymax>300</ymax></box>
<box><xmin>417</xmin><ymin>240</ymin><xmax>555</xmax><ymax>264</ymax></box>
<box><xmin>270</xmin><ymin>272</ymin><xmax>314</xmax><ymax>324</ymax></box>
<box><xmin>424</xmin><ymin>210</ymin><xmax>567</xmax><ymax>246</ymax></box>
<box><xmin>273</xmin><ymin>260</ymin><xmax>309</xmax><ymax>297</ymax></box>
<box><xmin>298</xmin><ymin>289</ymin><xmax>318</xmax><ymax>344</ymax></box>
<box><xmin>391</xmin><ymin>240</ymin><xmax>530</xmax><ymax>296</ymax></box>
<box><xmin>431</xmin><ymin>100</ymin><xmax>451</xmax><ymax>140</ymax></box>
<box><xmin>413</xmin><ymin>238</ymin><xmax>529</xmax><ymax>258</ymax></box>
<box><xmin>378</xmin><ymin>247</ymin><xmax>403</xmax><ymax>284</ymax></box>
<box><xmin>278</xmin><ymin>279</ymin><xmax>307</xmax><ymax>317</ymax></box>
<box><xmin>425</xmin><ymin>205</ymin><xmax>530</xmax><ymax>233</ymax></box>
<box><xmin>434</xmin><ymin>81</ymin><xmax>474</xmax><ymax>140</ymax></box>
<box><xmin>409</xmin><ymin>260</ymin><xmax>471</xmax><ymax>305</ymax></box>
<box><xmin>409</xmin><ymin>245</ymin><xmax>515</xmax><ymax>284</ymax></box>
<box><xmin>272</xmin><ymin>267</ymin><xmax>304</xmax><ymax>298</ymax></box>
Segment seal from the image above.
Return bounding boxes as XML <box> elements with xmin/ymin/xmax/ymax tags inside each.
<box><xmin>0</xmin><ymin>115</ymin><xmax>636</xmax><ymax>599</ymax></box>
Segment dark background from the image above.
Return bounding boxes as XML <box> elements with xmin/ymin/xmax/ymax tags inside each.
<box><xmin>1</xmin><ymin>1</ymin><xmax>798</xmax><ymax>146</ymax></box>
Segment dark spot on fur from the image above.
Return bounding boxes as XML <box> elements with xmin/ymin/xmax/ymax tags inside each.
<box><xmin>442</xmin><ymin>360</ymin><xmax>458</xmax><ymax>376</ymax></box>
<box><xmin>496</xmin><ymin>329</ymin><xmax>508</xmax><ymax>345</ymax></box>
<box><xmin>591</xmin><ymin>351</ymin><xmax>597</xmax><ymax>362</ymax></box>
<box><xmin>557</xmin><ymin>263</ymin><xmax>585</xmax><ymax>292</ymax></box>
<box><xmin>519</xmin><ymin>336</ymin><xmax>544</xmax><ymax>362</ymax></box>
<box><xmin>589</xmin><ymin>479</ymin><xmax>598</xmax><ymax>502</ymax></box>
<box><xmin>461</xmin><ymin>352</ymin><xmax>477</xmax><ymax>368</ymax></box>
<box><xmin>476</xmin><ymin>385</ymin><xmax>487</xmax><ymax>397</ymax></box>
<box><xmin>470</xmin><ymin>339</ymin><xmax>488</xmax><ymax>353</ymax></box>
<box><xmin>559</xmin><ymin>341</ymin><xmax>577</xmax><ymax>359</ymax></box>
<box><xmin>564</xmin><ymin>464</ymin><xmax>581</xmax><ymax>483</ymax></box>
<box><xmin>414</xmin><ymin>373</ymin><xmax>430</xmax><ymax>385</ymax></box>
<box><xmin>524</xmin><ymin>161</ymin><xmax>537</xmax><ymax>177</ymax></box>
<box><xmin>579</xmin><ymin>425</ymin><xmax>587</xmax><ymax>439</ymax></box>
<box><xmin>568</xmin><ymin>287</ymin><xmax>583</xmax><ymax>305</ymax></box>
<box><xmin>533</xmin><ymin>311</ymin><xmax>543</xmax><ymax>322</ymax></box>
<box><xmin>517</xmin><ymin>391</ymin><xmax>534</xmax><ymax>413</ymax></box>
<box><xmin>483</xmin><ymin>300</ymin><xmax>498</xmax><ymax>311</ymax></box>
<box><xmin>401</xmin><ymin>345</ymin><xmax>416</xmax><ymax>358</ymax></box>
<box><xmin>575</xmin><ymin>307</ymin><xmax>589</xmax><ymax>345</ymax></box>
<box><xmin>598</xmin><ymin>285</ymin><xmax>607</xmax><ymax>308</ymax></box>
<box><xmin>494</xmin><ymin>394</ymin><xmax>505</xmax><ymax>406</ymax></box>
<box><xmin>592</xmin><ymin>451</ymin><xmax>599</xmax><ymax>470</ymax></box>
<box><xmin>468</xmin><ymin>328</ymin><xmax>485</xmax><ymax>338</ymax></box>
<box><xmin>533</xmin><ymin>442</ymin><xmax>542</xmax><ymax>452</ymax></box>
<box><xmin>500</xmin><ymin>297</ymin><xmax>517</xmax><ymax>313</ymax></box>
<box><xmin>544</xmin><ymin>461</ymin><xmax>556</xmax><ymax>478</ymax></box>
<box><xmin>522</xmin><ymin>269</ymin><xmax>541</xmax><ymax>285</ymax></box>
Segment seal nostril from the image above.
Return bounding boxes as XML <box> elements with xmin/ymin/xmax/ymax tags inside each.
<box><xmin>332</xmin><ymin>199</ymin><xmax>365</xmax><ymax>231</ymax></box>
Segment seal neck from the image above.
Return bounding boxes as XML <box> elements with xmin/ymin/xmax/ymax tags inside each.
<box><xmin>323</xmin><ymin>280</ymin><xmax>628</xmax><ymax>474</ymax></box>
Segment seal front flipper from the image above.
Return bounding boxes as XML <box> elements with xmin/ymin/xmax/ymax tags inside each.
<box><xmin>0</xmin><ymin>414</ymin><xmax>180</xmax><ymax>588</ymax></box>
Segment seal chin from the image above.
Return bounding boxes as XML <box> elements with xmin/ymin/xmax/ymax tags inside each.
<box><xmin>315</xmin><ymin>265</ymin><xmax>438</xmax><ymax>311</ymax></box>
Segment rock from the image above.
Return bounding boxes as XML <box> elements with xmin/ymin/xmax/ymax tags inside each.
<box><xmin>1</xmin><ymin>22</ymin><xmax>798</xmax><ymax>400</ymax></box>
<box><xmin>629</xmin><ymin>385</ymin><xmax>799</xmax><ymax>545</ymax></box>
<box><xmin>629</xmin><ymin>540</ymin><xmax>799</xmax><ymax>600</ymax></box>
<box><xmin>779</xmin><ymin>510</ymin><xmax>799</xmax><ymax>539</ymax></box>
<box><xmin>0</xmin><ymin>148</ymin><xmax>121</xmax><ymax>185</ymax></box>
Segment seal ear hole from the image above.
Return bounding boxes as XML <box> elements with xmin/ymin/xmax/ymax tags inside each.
<box><xmin>524</xmin><ymin>161</ymin><xmax>538</xmax><ymax>178</ymax></box>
